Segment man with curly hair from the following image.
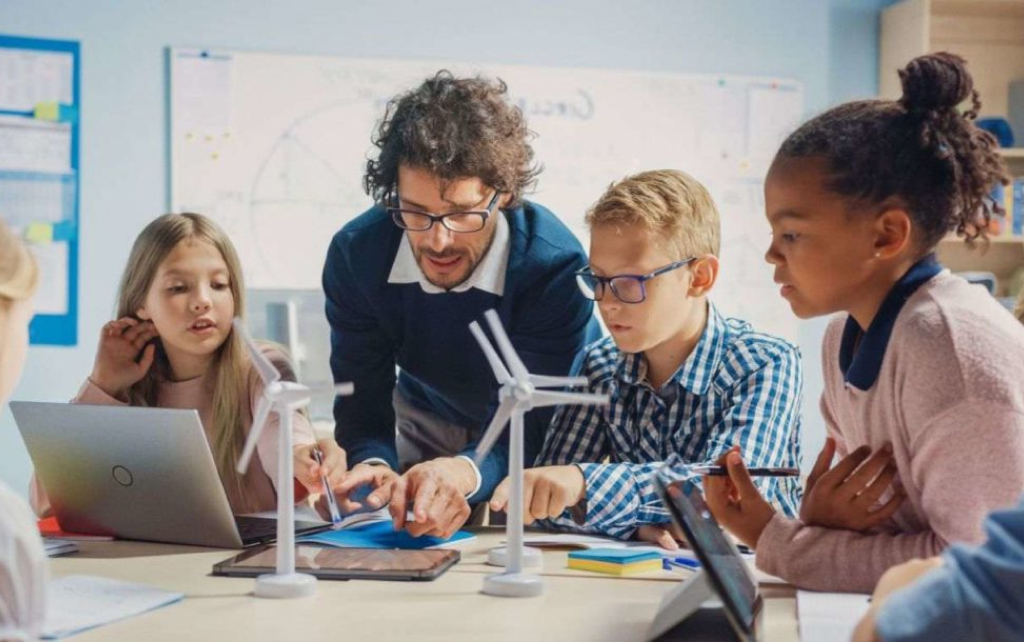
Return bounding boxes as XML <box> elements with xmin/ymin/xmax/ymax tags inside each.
<box><xmin>323</xmin><ymin>71</ymin><xmax>600</xmax><ymax>538</ymax></box>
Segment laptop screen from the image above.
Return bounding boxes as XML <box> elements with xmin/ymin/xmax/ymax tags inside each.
<box><xmin>660</xmin><ymin>478</ymin><xmax>758</xmax><ymax>633</ymax></box>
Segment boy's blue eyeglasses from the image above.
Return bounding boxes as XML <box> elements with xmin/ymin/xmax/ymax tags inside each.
<box><xmin>575</xmin><ymin>258</ymin><xmax>696</xmax><ymax>304</ymax></box>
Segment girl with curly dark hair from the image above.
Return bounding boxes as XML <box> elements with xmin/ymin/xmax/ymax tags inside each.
<box><xmin>701</xmin><ymin>52</ymin><xmax>1024</xmax><ymax>594</ymax></box>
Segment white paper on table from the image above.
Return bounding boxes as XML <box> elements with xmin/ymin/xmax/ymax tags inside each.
<box><xmin>0</xmin><ymin>115</ymin><xmax>72</xmax><ymax>173</ymax></box>
<box><xmin>42</xmin><ymin>575</ymin><xmax>183</xmax><ymax>639</ymax></box>
<box><xmin>797</xmin><ymin>590</ymin><xmax>871</xmax><ymax>642</ymax></box>
<box><xmin>243</xmin><ymin>503</ymin><xmax>329</xmax><ymax>524</ymax></box>
<box><xmin>27</xmin><ymin>241</ymin><xmax>69</xmax><ymax>315</ymax></box>
<box><xmin>521</xmin><ymin>532</ymin><xmax>752</xmax><ymax>558</ymax></box>
<box><xmin>0</xmin><ymin>48</ymin><xmax>73</xmax><ymax>112</ymax></box>
<box><xmin>522</xmin><ymin>532</ymin><xmax>636</xmax><ymax>549</ymax></box>
<box><xmin>242</xmin><ymin>505</ymin><xmax>394</xmax><ymax>529</ymax></box>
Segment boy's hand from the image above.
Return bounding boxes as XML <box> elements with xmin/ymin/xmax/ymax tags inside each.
<box><xmin>90</xmin><ymin>317</ymin><xmax>159</xmax><ymax>399</ymax></box>
<box><xmin>636</xmin><ymin>524</ymin><xmax>687</xmax><ymax>550</ymax></box>
<box><xmin>703</xmin><ymin>447</ymin><xmax>776</xmax><ymax>549</ymax></box>
<box><xmin>490</xmin><ymin>465</ymin><xmax>586</xmax><ymax>525</ymax></box>
<box><xmin>800</xmin><ymin>438</ymin><xmax>905</xmax><ymax>532</ymax></box>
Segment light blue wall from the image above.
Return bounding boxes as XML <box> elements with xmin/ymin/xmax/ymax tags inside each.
<box><xmin>0</xmin><ymin>0</ymin><xmax>889</xmax><ymax>497</ymax></box>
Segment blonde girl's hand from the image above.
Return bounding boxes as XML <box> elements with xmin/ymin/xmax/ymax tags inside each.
<box><xmin>90</xmin><ymin>317</ymin><xmax>159</xmax><ymax>400</ymax></box>
<box><xmin>293</xmin><ymin>438</ymin><xmax>348</xmax><ymax>494</ymax></box>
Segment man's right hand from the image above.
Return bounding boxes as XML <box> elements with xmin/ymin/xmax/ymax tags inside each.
<box><xmin>332</xmin><ymin>462</ymin><xmax>400</xmax><ymax>514</ymax></box>
<box><xmin>90</xmin><ymin>317</ymin><xmax>159</xmax><ymax>399</ymax></box>
<box><xmin>389</xmin><ymin>458</ymin><xmax>474</xmax><ymax>540</ymax></box>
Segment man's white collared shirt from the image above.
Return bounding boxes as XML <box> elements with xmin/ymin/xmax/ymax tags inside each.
<box><xmin>387</xmin><ymin>212</ymin><xmax>511</xmax><ymax>296</ymax></box>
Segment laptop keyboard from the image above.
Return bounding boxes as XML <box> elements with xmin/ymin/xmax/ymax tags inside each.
<box><xmin>234</xmin><ymin>516</ymin><xmax>329</xmax><ymax>545</ymax></box>
<box><xmin>234</xmin><ymin>516</ymin><xmax>278</xmax><ymax>543</ymax></box>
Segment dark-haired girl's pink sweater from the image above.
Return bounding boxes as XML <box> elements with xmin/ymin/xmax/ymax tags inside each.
<box><xmin>756</xmin><ymin>269</ymin><xmax>1024</xmax><ymax>592</ymax></box>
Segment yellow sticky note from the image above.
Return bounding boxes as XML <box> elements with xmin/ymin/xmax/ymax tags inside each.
<box><xmin>25</xmin><ymin>222</ymin><xmax>54</xmax><ymax>245</ymax></box>
<box><xmin>33</xmin><ymin>102</ymin><xmax>60</xmax><ymax>121</ymax></box>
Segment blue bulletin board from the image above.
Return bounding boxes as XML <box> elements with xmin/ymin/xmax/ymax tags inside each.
<box><xmin>0</xmin><ymin>34</ymin><xmax>79</xmax><ymax>346</ymax></box>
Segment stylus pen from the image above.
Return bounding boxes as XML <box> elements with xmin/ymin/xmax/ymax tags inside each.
<box><xmin>690</xmin><ymin>465</ymin><xmax>800</xmax><ymax>477</ymax></box>
<box><xmin>313</xmin><ymin>447</ymin><xmax>343</xmax><ymax>526</ymax></box>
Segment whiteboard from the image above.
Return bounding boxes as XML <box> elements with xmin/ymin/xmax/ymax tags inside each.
<box><xmin>170</xmin><ymin>49</ymin><xmax>803</xmax><ymax>340</ymax></box>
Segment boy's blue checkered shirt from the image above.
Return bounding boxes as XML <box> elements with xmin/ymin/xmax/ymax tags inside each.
<box><xmin>536</xmin><ymin>303</ymin><xmax>803</xmax><ymax>539</ymax></box>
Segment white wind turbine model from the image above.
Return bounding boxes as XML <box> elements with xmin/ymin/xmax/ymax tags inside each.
<box><xmin>470</xmin><ymin>309</ymin><xmax>609</xmax><ymax>598</ymax></box>
<box><xmin>233</xmin><ymin>317</ymin><xmax>354</xmax><ymax>599</ymax></box>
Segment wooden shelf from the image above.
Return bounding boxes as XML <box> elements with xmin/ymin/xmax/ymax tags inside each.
<box><xmin>881</xmin><ymin>0</ymin><xmax>1024</xmax><ymax>114</ymax></box>
<box><xmin>1001</xmin><ymin>148</ymin><xmax>1024</xmax><ymax>174</ymax></box>
<box><xmin>884</xmin><ymin>1</ymin><xmax>1024</xmax><ymax>297</ymax></box>
<box><xmin>934</xmin><ymin>0</ymin><xmax>1024</xmax><ymax>20</ymax></box>
<box><xmin>941</xmin><ymin>234</ymin><xmax>1024</xmax><ymax>244</ymax></box>
<box><xmin>937</xmin><ymin>234</ymin><xmax>1024</xmax><ymax>295</ymax></box>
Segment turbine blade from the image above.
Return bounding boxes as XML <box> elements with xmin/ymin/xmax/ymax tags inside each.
<box><xmin>334</xmin><ymin>382</ymin><xmax>355</xmax><ymax>396</ymax></box>
<box><xmin>531</xmin><ymin>389</ymin><xmax>609</xmax><ymax>409</ymax></box>
<box><xmin>469</xmin><ymin>321</ymin><xmax>512</xmax><ymax>384</ymax></box>
<box><xmin>529</xmin><ymin>374</ymin><xmax>589</xmax><ymax>388</ymax></box>
<box><xmin>483</xmin><ymin>310</ymin><xmax>529</xmax><ymax>381</ymax></box>
<box><xmin>276</xmin><ymin>388</ymin><xmax>313</xmax><ymax>405</ymax></box>
<box><xmin>232</xmin><ymin>318</ymin><xmax>281</xmax><ymax>385</ymax></box>
<box><xmin>304</xmin><ymin>382</ymin><xmax>354</xmax><ymax>397</ymax></box>
<box><xmin>237</xmin><ymin>396</ymin><xmax>272</xmax><ymax>473</ymax></box>
<box><xmin>474</xmin><ymin>399</ymin><xmax>516</xmax><ymax>465</ymax></box>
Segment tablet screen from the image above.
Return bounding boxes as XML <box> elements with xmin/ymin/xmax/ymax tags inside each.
<box><xmin>661</xmin><ymin>479</ymin><xmax>758</xmax><ymax>632</ymax></box>
<box><xmin>215</xmin><ymin>545</ymin><xmax>459</xmax><ymax>581</ymax></box>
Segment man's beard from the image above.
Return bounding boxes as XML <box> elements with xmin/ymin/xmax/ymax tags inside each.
<box><xmin>413</xmin><ymin>229</ymin><xmax>497</xmax><ymax>291</ymax></box>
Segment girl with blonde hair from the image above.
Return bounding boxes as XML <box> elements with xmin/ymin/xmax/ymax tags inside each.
<box><xmin>30</xmin><ymin>213</ymin><xmax>347</xmax><ymax>516</ymax></box>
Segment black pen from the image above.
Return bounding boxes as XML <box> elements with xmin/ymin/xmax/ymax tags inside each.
<box><xmin>691</xmin><ymin>465</ymin><xmax>800</xmax><ymax>477</ymax></box>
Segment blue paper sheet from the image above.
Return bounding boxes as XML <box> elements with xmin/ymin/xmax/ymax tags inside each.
<box><xmin>297</xmin><ymin>520</ymin><xmax>474</xmax><ymax>550</ymax></box>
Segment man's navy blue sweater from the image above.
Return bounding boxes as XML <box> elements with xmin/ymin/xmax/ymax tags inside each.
<box><xmin>323</xmin><ymin>201</ymin><xmax>601</xmax><ymax>503</ymax></box>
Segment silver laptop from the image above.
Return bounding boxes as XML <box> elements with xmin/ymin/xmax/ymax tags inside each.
<box><xmin>11</xmin><ymin>401</ymin><xmax>329</xmax><ymax>549</ymax></box>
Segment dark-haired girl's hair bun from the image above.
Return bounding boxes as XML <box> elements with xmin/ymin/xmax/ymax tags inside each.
<box><xmin>898</xmin><ymin>52</ymin><xmax>977</xmax><ymax>117</ymax></box>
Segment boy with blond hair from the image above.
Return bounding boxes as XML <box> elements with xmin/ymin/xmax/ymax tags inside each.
<box><xmin>490</xmin><ymin>169</ymin><xmax>803</xmax><ymax>546</ymax></box>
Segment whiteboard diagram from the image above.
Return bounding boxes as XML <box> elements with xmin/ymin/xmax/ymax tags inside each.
<box><xmin>170</xmin><ymin>50</ymin><xmax>803</xmax><ymax>340</ymax></box>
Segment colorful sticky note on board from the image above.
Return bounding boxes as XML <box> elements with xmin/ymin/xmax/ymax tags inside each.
<box><xmin>33</xmin><ymin>102</ymin><xmax>77</xmax><ymax>123</ymax></box>
<box><xmin>25</xmin><ymin>222</ymin><xmax>54</xmax><ymax>244</ymax></box>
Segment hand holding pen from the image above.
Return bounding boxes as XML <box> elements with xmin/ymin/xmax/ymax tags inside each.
<box><xmin>293</xmin><ymin>439</ymin><xmax>349</xmax><ymax>518</ymax></box>
<box><xmin>312</xmin><ymin>446</ymin><xmax>343</xmax><ymax>526</ymax></box>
